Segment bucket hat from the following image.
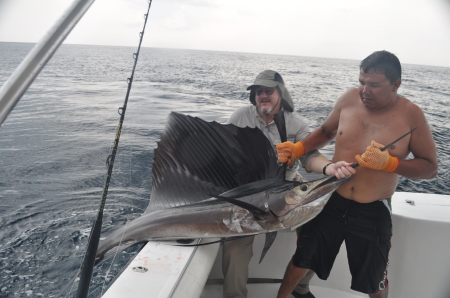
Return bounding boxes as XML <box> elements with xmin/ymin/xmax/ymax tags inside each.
<box><xmin>247</xmin><ymin>70</ymin><xmax>294</xmax><ymax>112</ymax></box>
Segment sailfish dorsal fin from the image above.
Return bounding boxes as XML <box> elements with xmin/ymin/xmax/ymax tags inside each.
<box><xmin>146</xmin><ymin>112</ymin><xmax>283</xmax><ymax>213</ymax></box>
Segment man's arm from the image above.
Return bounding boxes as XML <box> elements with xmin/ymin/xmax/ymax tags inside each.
<box><xmin>396</xmin><ymin>105</ymin><xmax>438</xmax><ymax>179</ymax></box>
<box><xmin>302</xmin><ymin>92</ymin><xmax>346</xmax><ymax>151</ymax></box>
<box><xmin>277</xmin><ymin>90</ymin><xmax>348</xmax><ymax>163</ymax></box>
<box><xmin>298</xmin><ymin>92</ymin><xmax>356</xmax><ymax>179</ymax></box>
<box><xmin>305</xmin><ymin>155</ymin><xmax>356</xmax><ymax>179</ymax></box>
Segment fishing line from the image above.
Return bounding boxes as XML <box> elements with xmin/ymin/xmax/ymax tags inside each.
<box><xmin>75</xmin><ymin>1</ymin><xmax>153</xmax><ymax>297</ymax></box>
<box><xmin>129</xmin><ymin>126</ymin><xmax>133</xmax><ymax>188</ymax></box>
<box><xmin>100</xmin><ymin>221</ymin><xmax>129</xmax><ymax>297</ymax></box>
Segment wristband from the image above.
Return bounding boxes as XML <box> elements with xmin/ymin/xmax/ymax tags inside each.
<box><xmin>323</xmin><ymin>162</ymin><xmax>332</xmax><ymax>175</ymax></box>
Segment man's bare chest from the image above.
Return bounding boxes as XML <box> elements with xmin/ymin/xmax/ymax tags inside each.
<box><xmin>336</xmin><ymin>108</ymin><xmax>412</xmax><ymax>158</ymax></box>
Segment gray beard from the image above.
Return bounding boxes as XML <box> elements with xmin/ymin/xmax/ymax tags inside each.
<box><xmin>260</xmin><ymin>107</ymin><xmax>272</xmax><ymax>115</ymax></box>
<box><xmin>259</xmin><ymin>97</ymin><xmax>281</xmax><ymax>116</ymax></box>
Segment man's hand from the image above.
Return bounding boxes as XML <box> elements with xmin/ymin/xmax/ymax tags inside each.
<box><xmin>355</xmin><ymin>141</ymin><xmax>399</xmax><ymax>173</ymax></box>
<box><xmin>326</xmin><ymin>161</ymin><xmax>356</xmax><ymax>179</ymax></box>
<box><xmin>276</xmin><ymin>141</ymin><xmax>305</xmax><ymax>165</ymax></box>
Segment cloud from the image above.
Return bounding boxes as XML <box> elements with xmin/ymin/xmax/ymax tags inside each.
<box><xmin>1</xmin><ymin>0</ymin><xmax>449</xmax><ymax>67</ymax></box>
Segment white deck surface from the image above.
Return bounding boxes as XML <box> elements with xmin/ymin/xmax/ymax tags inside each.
<box><xmin>202</xmin><ymin>284</ymin><xmax>364</xmax><ymax>298</ymax></box>
<box><xmin>204</xmin><ymin>230</ymin><xmax>366</xmax><ymax>298</ymax></box>
<box><xmin>102</xmin><ymin>239</ymin><xmax>220</xmax><ymax>298</ymax></box>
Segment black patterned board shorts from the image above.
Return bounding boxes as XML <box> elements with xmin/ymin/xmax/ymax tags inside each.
<box><xmin>292</xmin><ymin>191</ymin><xmax>392</xmax><ymax>294</ymax></box>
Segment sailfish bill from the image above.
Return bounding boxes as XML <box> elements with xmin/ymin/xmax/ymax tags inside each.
<box><xmin>94</xmin><ymin>112</ymin><xmax>352</xmax><ymax>265</ymax></box>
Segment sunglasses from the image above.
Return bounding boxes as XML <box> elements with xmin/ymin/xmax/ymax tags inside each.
<box><xmin>255</xmin><ymin>87</ymin><xmax>275</xmax><ymax>96</ymax></box>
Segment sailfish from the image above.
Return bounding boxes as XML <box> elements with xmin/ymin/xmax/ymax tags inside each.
<box><xmin>94</xmin><ymin>112</ymin><xmax>352</xmax><ymax>264</ymax></box>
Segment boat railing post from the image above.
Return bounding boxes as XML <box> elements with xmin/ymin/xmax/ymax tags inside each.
<box><xmin>0</xmin><ymin>0</ymin><xmax>96</xmax><ymax>126</ymax></box>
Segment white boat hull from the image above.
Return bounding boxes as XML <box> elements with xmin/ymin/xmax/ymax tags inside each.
<box><xmin>103</xmin><ymin>192</ymin><xmax>450</xmax><ymax>298</ymax></box>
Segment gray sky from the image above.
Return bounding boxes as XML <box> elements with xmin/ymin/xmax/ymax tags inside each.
<box><xmin>1</xmin><ymin>0</ymin><xmax>450</xmax><ymax>67</ymax></box>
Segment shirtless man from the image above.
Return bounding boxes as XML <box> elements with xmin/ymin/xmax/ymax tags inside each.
<box><xmin>275</xmin><ymin>50</ymin><xmax>438</xmax><ymax>298</ymax></box>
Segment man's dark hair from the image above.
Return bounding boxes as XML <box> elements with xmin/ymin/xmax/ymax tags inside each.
<box><xmin>360</xmin><ymin>50</ymin><xmax>402</xmax><ymax>84</ymax></box>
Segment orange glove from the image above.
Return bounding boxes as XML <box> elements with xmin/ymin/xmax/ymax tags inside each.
<box><xmin>276</xmin><ymin>141</ymin><xmax>305</xmax><ymax>165</ymax></box>
<box><xmin>355</xmin><ymin>141</ymin><xmax>399</xmax><ymax>173</ymax></box>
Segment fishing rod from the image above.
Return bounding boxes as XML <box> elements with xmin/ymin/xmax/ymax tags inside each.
<box><xmin>274</xmin><ymin>110</ymin><xmax>288</xmax><ymax>177</ymax></box>
<box><xmin>75</xmin><ymin>1</ymin><xmax>153</xmax><ymax>297</ymax></box>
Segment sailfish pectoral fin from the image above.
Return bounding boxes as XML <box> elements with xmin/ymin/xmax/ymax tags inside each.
<box><xmin>259</xmin><ymin>231</ymin><xmax>278</xmax><ymax>264</ymax></box>
<box><xmin>173</xmin><ymin>235</ymin><xmax>251</xmax><ymax>247</ymax></box>
<box><xmin>209</xmin><ymin>194</ymin><xmax>269</xmax><ymax>219</ymax></box>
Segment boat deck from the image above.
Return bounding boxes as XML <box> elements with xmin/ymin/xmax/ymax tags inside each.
<box><xmin>201</xmin><ymin>284</ymin><xmax>364</xmax><ymax>298</ymax></box>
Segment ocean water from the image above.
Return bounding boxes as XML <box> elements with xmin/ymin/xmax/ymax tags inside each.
<box><xmin>0</xmin><ymin>42</ymin><xmax>449</xmax><ymax>297</ymax></box>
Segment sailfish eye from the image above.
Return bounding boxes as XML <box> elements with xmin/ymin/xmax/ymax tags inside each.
<box><xmin>300</xmin><ymin>185</ymin><xmax>308</xmax><ymax>191</ymax></box>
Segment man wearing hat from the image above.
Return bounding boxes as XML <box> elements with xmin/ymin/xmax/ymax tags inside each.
<box><xmin>222</xmin><ymin>70</ymin><xmax>355</xmax><ymax>298</ymax></box>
